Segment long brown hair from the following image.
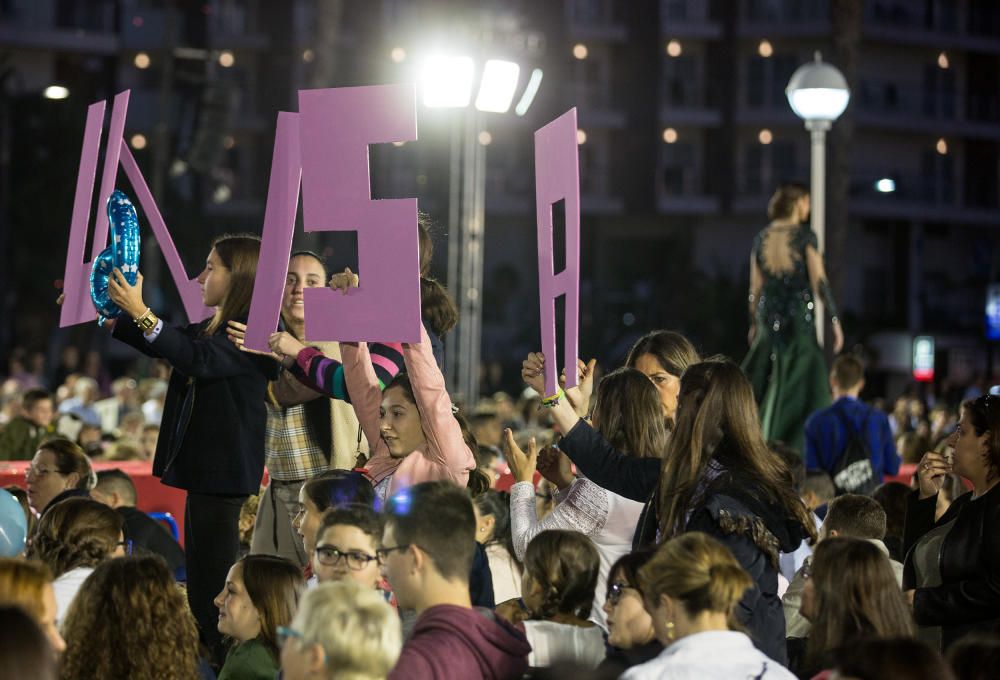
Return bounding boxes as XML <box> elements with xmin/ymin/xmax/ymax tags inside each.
<box><xmin>637</xmin><ymin>532</ymin><xmax>752</xmax><ymax>628</ymax></box>
<box><xmin>656</xmin><ymin>358</ymin><xmax>817</xmax><ymax>543</ymax></box>
<box><xmin>592</xmin><ymin>367</ymin><xmax>668</xmax><ymax>459</ymax></box>
<box><xmin>239</xmin><ymin>555</ymin><xmax>306</xmax><ymax>662</ymax></box>
<box><xmin>625</xmin><ymin>330</ymin><xmax>700</xmax><ymax>379</ymax></box>
<box><xmin>59</xmin><ymin>556</ymin><xmax>201</xmax><ymax>680</ymax></box>
<box><xmin>805</xmin><ymin>537</ymin><xmax>914</xmax><ymax>670</ymax></box>
<box><xmin>418</xmin><ymin>215</ymin><xmax>458</xmax><ymax>338</ymax></box>
<box><xmin>27</xmin><ymin>497</ymin><xmax>123</xmax><ymax>578</ymax></box>
<box><xmin>205</xmin><ymin>234</ymin><xmax>262</xmax><ymax>336</ymax></box>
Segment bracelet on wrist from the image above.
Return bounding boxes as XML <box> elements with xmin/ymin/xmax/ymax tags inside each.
<box><xmin>541</xmin><ymin>388</ymin><xmax>565</xmax><ymax>408</ymax></box>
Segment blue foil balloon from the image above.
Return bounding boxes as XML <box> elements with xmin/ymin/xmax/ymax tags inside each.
<box><xmin>0</xmin><ymin>489</ymin><xmax>27</xmax><ymax>557</ymax></box>
<box><xmin>90</xmin><ymin>190</ymin><xmax>141</xmax><ymax>325</ymax></box>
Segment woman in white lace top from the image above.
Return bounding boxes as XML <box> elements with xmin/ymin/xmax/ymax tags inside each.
<box><xmin>505</xmin><ymin>367</ymin><xmax>668</xmax><ymax>629</ymax></box>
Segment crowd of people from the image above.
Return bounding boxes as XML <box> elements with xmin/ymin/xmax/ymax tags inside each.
<box><xmin>0</xmin><ymin>198</ymin><xmax>997</xmax><ymax>679</ymax></box>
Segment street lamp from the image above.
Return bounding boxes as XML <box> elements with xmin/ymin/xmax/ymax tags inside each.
<box><xmin>419</xmin><ymin>54</ymin><xmax>540</xmax><ymax>404</ymax></box>
<box><xmin>786</xmin><ymin>51</ymin><xmax>849</xmax><ymax>346</ymax></box>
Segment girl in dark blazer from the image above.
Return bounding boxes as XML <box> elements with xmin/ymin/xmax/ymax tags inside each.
<box><xmin>107</xmin><ymin>234</ymin><xmax>277</xmax><ymax>663</ymax></box>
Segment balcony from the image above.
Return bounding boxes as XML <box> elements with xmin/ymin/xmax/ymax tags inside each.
<box><xmin>740</xmin><ymin>0</ymin><xmax>829</xmax><ymax>37</ymax></box>
<box><xmin>855</xmin><ymin>80</ymin><xmax>1000</xmax><ymax>138</ymax></box>
<box><xmin>0</xmin><ymin>0</ymin><xmax>119</xmax><ymax>53</ymax></box>
<box><xmin>659</xmin><ymin>0</ymin><xmax>722</xmax><ymax>38</ymax></box>
<box><xmin>568</xmin><ymin>82</ymin><xmax>627</xmax><ymax>128</ymax></box>
<box><xmin>864</xmin><ymin>0</ymin><xmax>1000</xmax><ymax>53</ymax></box>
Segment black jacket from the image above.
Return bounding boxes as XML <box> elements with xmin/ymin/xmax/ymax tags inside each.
<box><xmin>559</xmin><ymin>421</ymin><xmax>804</xmax><ymax>664</ymax></box>
<box><xmin>113</xmin><ymin>315</ymin><xmax>278</xmax><ymax>495</ymax></box>
<box><xmin>558</xmin><ymin>420</ymin><xmax>661</xmax><ymax>548</ymax></box>
<box><xmin>902</xmin><ymin>484</ymin><xmax>1000</xmax><ymax>648</ymax></box>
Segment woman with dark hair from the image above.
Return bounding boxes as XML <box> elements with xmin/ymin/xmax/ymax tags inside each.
<box><xmin>520</xmin><ymin>331</ymin><xmax>699</xmax><ymax>549</ymax></box>
<box><xmin>59</xmin><ymin>556</ymin><xmax>204</xmax><ymax>680</ymax></box>
<box><xmin>654</xmin><ymin>358</ymin><xmax>816</xmax><ymax>664</ymax></box>
<box><xmin>741</xmin><ymin>183</ymin><xmax>843</xmax><ymax>451</ymax></box>
<box><xmin>506</xmin><ymin>367</ymin><xmax>667</xmax><ymax>628</ymax></box>
<box><xmin>215</xmin><ymin>554</ymin><xmax>306</xmax><ymax>680</ymax></box>
<box><xmin>624</xmin><ymin>532</ymin><xmax>793</xmax><ymax>679</ymax></box>
<box><xmin>24</xmin><ymin>439</ymin><xmax>95</xmax><ymax>515</ymax></box>
<box><xmin>473</xmin><ymin>489</ymin><xmax>522</xmax><ymax>603</ymax></box>
<box><xmin>26</xmin><ymin>496</ymin><xmax>125</xmax><ymax>622</ymax></box>
<box><xmin>106</xmin><ymin>233</ymin><xmax>279</xmax><ymax>659</ymax></box>
<box><xmin>0</xmin><ymin>606</ymin><xmax>57</xmax><ymax>680</ymax></box>
<box><xmin>904</xmin><ymin>394</ymin><xmax>1000</xmax><ymax>650</ymax></box>
<box><xmin>790</xmin><ymin>536</ymin><xmax>914</xmax><ymax>677</ymax></box>
<box><xmin>505</xmin><ymin>530</ymin><xmax>604</xmax><ymax>670</ymax></box>
<box><xmin>596</xmin><ymin>549</ymin><xmax>661</xmax><ymax>676</ymax></box>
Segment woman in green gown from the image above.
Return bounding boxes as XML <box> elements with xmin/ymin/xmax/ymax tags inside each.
<box><xmin>741</xmin><ymin>183</ymin><xmax>844</xmax><ymax>452</ymax></box>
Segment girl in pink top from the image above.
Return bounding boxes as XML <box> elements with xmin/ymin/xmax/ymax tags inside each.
<box><xmin>342</xmin><ymin>322</ymin><xmax>475</xmax><ymax>502</ymax></box>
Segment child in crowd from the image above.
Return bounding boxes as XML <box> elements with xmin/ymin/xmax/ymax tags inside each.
<box><xmin>515</xmin><ymin>530</ymin><xmax>605</xmax><ymax>669</ymax></box>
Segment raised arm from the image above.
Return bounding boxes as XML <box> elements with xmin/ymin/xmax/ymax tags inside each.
<box><xmin>151</xmin><ymin>323</ymin><xmax>277</xmax><ymax>380</ymax></box>
<box><xmin>292</xmin><ymin>342</ymin><xmax>403</xmax><ymax>403</ymax></box>
<box><xmin>403</xmin><ymin>324</ymin><xmax>475</xmax><ymax>475</ymax></box>
<box><xmin>558</xmin><ymin>420</ymin><xmax>660</xmax><ymax>502</ymax></box>
<box><xmin>509</xmin><ymin>478</ymin><xmax>608</xmax><ymax>561</ymax></box>
<box><xmin>341</xmin><ymin>341</ymin><xmax>393</xmax><ymax>454</ymax></box>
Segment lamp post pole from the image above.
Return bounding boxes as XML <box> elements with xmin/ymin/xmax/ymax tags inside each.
<box><xmin>786</xmin><ymin>52</ymin><xmax>850</xmax><ymax>349</ymax></box>
<box><xmin>807</xmin><ymin>119</ymin><xmax>830</xmax><ymax>346</ymax></box>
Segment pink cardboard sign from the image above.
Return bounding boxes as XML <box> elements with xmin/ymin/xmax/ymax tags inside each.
<box><xmin>61</xmin><ymin>90</ymin><xmax>211</xmax><ymax>327</ymax></box>
<box><xmin>297</xmin><ymin>84</ymin><xmax>421</xmax><ymax>343</ymax></box>
<box><xmin>243</xmin><ymin>112</ymin><xmax>302</xmax><ymax>352</ymax></box>
<box><xmin>534</xmin><ymin>108</ymin><xmax>581</xmax><ymax>397</ymax></box>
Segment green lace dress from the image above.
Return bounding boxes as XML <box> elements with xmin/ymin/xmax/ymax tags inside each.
<box><xmin>741</xmin><ymin>225</ymin><xmax>833</xmax><ymax>453</ymax></box>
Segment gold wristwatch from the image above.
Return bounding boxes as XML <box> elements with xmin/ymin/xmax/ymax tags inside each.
<box><xmin>134</xmin><ymin>308</ymin><xmax>159</xmax><ymax>332</ymax></box>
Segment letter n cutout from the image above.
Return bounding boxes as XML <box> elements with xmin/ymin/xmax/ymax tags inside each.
<box><xmin>60</xmin><ymin>90</ymin><xmax>212</xmax><ymax>327</ymax></box>
<box><xmin>535</xmin><ymin>108</ymin><xmax>581</xmax><ymax>396</ymax></box>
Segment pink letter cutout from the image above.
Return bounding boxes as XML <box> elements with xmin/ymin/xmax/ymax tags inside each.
<box><xmin>61</xmin><ymin>90</ymin><xmax>212</xmax><ymax>327</ymax></box>
<box><xmin>242</xmin><ymin>112</ymin><xmax>302</xmax><ymax>351</ymax></box>
<box><xmin>296</xmin><ymin>84</ymin><xmax>421</xmax><ymax>343</ymax></box>
<box><xmin>535</xmin><ymin>108</ymin><xmax>581</xmax><ymax>396</ymax></box>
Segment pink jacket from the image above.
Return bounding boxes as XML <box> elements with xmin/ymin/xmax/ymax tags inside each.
<box><xmin>343</xmin><ymin>324</ymin><xmax>474</xmax><ymax>496</ymax></box>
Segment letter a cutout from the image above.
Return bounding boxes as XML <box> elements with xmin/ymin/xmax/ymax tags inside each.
<box><xmin>60</xmin><ymin>90</ymin><xmax>212</xmax><ymax>327</ymax></box>
<box><xmin>535</xmin><ymin>109</ymin><xmax>581</xmax><ymax>397</ymax></box>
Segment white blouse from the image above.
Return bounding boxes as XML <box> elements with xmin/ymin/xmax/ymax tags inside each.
<box><xmin>510</xmin><ymin>475</ymin><xmax>644</xmax><ymax>629</ymax></box>
<box><xmin>621</xmin><ymin>630</ymin><xmax>797</xmax><ymax>680</ymax></box>
<box><xmin>523</xmin><ymin>620</ymin><xmax>606</xmax><ymax>669</ymax></box>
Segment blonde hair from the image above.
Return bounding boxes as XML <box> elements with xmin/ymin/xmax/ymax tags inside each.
<box><xmin>292</xmin><ymin>581</ymin><xmax>401</xmax><ymax>680</ymax></box>
<box><xmin>638</xmin><ymin>532</ymin><xmax>752</xmax><ymax>627</ymax></box>
<box><xmin>0</xmin><ymin>558</ymin><xmax>52</xmax><ymax>621</ymax></box>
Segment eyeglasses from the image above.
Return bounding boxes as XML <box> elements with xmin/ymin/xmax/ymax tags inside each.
<box><xmin>25</xmin><ymin>466</ymin><xmax>62</xmax><ymax>479</ymax></box>
<box><xmin>277</xmin><ymin>625</ymin><xmax>305</xmax><ymax>648</ymax></box>
<box><xmin>607</xmin><ymin>581</ymin><xmax>634</xmax><ymax>607</ymax></box>
<box><xmin>117</xmin><ymin>539</ymin><xmax>133</xmax><ymax>555</ymax></box>
<box><xmin>375</xmin><ymin>544</ymin><xmax>410</xmax><ymax>562</ymax></box>
<box><xmin>315</xmin><ymin>544</ymin><xmax>378</xmax><ymax>571</ymax></box>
